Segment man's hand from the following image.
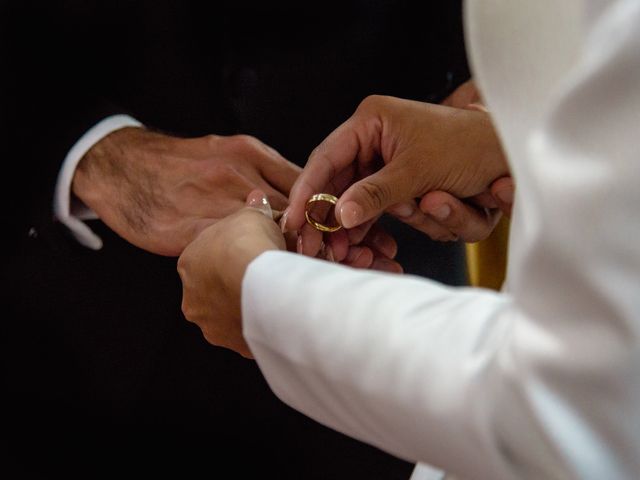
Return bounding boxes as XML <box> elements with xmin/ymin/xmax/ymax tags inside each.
<box><xmin>72</xmin><ymin>127</ymin><xmax>301</xmax><ymax>256</ymax></box>
<box><xmin>284</xmin><ymin>95</ymin><xmax>510</xmax><ymax>254</ymax></box>
<box><xmin>177</xmin><ymin>190</ymin><xmax>285</xmax><ymax>358</ymax></box>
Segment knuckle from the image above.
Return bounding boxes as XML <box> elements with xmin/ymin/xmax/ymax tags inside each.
<box><xmin>358</xmin><ymin>94</ymin><xmax>384</xmax><ymax>112</ymax></box>
<box><xmin>200</xmin><ymin>325</ymin><xmax>210</xmax><ymax>339</ymax></box>
<box><xmin>200</xmin><ymin>326</ymin><xmax>213</xmax><ymax>344</ymax></box>
<box><xmin>357</xmin><ymin>180</ymin><xmax>390</xmax><ymax>211</ymax></box>
<box><xmin>204</xmin><ymin>134</ymin><xmax>221</xmax><ymax>148</ymax></box>
<box><xmin>181</xmin><ymin>297</ymin><xmax>196</xmax><ymax>322</ymax></box>
<box><xmin>308</xmin><ymin>145</ymin><xmax>322</xmax><ymax>161</ymax></box>
<box><xmin>200</xmin><ymin>327</ymin><xmax>221</xmax><ymax>347</ymax></box>
<box><xmin>229</xmin><ymin>134</ymin><xmax>261</xmax><ymax>151</ymax></box>
<box><xmin>224</xmin><ymin>134</ymin><xmax>274</xmax><ymax>161</ymax></box>
<box><xmin>176</xmin><ymin>256</ymin><xmax>188</xmax><ymax>277</ymax></box>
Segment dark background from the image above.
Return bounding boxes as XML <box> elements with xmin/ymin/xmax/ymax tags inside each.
<box><xmin>2</xmin><ymin>1</ymin><xmax>469</xmax><ymax>477</ymax></box>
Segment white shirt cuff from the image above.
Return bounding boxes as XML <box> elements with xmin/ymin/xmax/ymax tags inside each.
<box><xmin>409</xmin><ymin>463</ymin><xmax>446</xmax><ymax>480</ymax></box>
<box><xmin>54</xmin><ymin>114</ymin><xmax>143</xmax><ymax>250</ymax></box>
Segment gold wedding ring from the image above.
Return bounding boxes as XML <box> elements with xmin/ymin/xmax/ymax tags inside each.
<box><xmin>305</xmin><ymin>193</ymin><xmax>342</xmax><ymax>232</ymax></box>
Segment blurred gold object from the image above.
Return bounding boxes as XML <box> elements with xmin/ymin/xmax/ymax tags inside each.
<box><xmin>466</xmin><ymin>216</ymin><xmax>510</xmax><ymax>290</ymax></box>
<box><xmin>305</xmin><ymin>193</ymin><xmax>342</xmax><ymax>232</ymax></box>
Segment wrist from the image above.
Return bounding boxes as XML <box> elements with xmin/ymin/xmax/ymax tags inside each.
<box><xmin>218</xmin><ymin>243</ymin><xmax>275</xmax><ymax>332</ymax></box>
<box><xmin>232</xmin><ymin>242</ymin><xmax>279</xmax><ymax>292</ymax></box>
<box><xmin>73</xmin><ymin>127</ymin><xmax>137</xmax><ymax>204</ymax></box>
<box><xmin>71</xmin><ymin>127</ymin><xmax>172</xmax><ymax>224</ymax></box>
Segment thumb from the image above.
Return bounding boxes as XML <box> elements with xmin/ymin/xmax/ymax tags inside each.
<box><xmin>246</xmin><ymin>189</ymin><xmax>273</xmax><ymax>219</ymax></box>
<box><xmin>336</xmin><ymin>163</ymin><xmax>420</xmax><ymax>229</ymax></box>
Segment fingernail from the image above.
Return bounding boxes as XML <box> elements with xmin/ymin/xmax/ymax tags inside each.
<box><xmin>495</xmin><ymin>188</ymin><xmax>514</xmax><ymax>204</ymax></box>
<box><xmin>280</xmin><ymin>208</ymin><xmax>290</xmax><ymax>233</ymax></box>
<box><xmin>431</xmin><ymin>204</ymin><xmax>451</xmax><ymax>221</ymax></box>
<box><xmin>339</xmin><ymin>201</ymin><xmax>363</xmax><ymax>229</ymax></box>
<box><xmin>247</xmin><ymin>190</ymin><xmax>273</xmax><ymax>219</ymax></box>
<box><xmin>297</xmin><ymin>235</ymin><xmax>303</xmax><ymax>254</ymax></box>
<box><xmin>388</xmin><ymin>203</ymin><xmax>414</xmax><ymax>218</ymax></box>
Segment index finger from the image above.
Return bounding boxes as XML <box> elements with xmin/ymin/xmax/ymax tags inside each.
<box><xmin>286</xmin><ymin>116</ymin><xmax>378</xmax><ymax>232</ymax></box>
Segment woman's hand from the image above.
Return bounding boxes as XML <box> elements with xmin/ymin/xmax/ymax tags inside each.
<box><xmin>177</xmin><ymin>190</ymin><xmax>285</xmax><ymax>358</ymax></box>
<box><xmin>283</xmin><ymin>95</ymin><xmax>510</xmax><ymax>256</ymax></box>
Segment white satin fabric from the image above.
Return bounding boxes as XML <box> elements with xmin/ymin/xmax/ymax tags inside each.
<box><xmin>242</xmin><ymin>1</ymin><xmax>640</xmax><ymax>478</ymax></box>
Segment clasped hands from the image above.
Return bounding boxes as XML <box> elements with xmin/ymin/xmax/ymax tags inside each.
<box><xmin>73</xmin><ymin>84</ymin><xmax>513</xmax><ymax>358</ymax></box>
<box><xmin>175</xmin><ymin>92</ymin><xmax>514</xmax><ymax>358</ymax></box>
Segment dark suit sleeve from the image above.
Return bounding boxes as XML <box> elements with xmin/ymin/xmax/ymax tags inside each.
<box><xmin>1</xmin><ymin>2</ymin><xmax>135</xmax><ymax>240</ymax></box>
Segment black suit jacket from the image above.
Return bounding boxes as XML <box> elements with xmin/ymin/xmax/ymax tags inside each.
<box><xmin>3</xmin><ymin>1</ymin><xmax>469</xmax><ymax>477</ymax></box>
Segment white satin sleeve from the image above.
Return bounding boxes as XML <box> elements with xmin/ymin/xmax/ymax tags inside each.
<box><xmin>243</xmin><ymin>251</ymin><xmax>515</xmax><ymax>478</ymax></box>
<box><xmin>242</xmin><ymin>2</ymin><xmax>640</xmax><ymax>479</ymax></box>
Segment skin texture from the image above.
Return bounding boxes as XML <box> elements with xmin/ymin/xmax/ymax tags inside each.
<box><xmin>178</xmin><ymin>190</ymin><xmax>284</xmax><ymax>358</ymax></box>
<box><xmin>71</xmin><ymin>126</ymin><xmax>404</xmax><ymax>270</ymax></box>
<box><xmin>72</xmin><ymin>128</ymin><xmax>301</xmax><ymax>256</ymax></box>
<box><xmin>284</xmin><ymin>93</ymin><xmax>514</xmax><ymax>257</ymax></box>
<box><xmin>421</xmin><ymin>80</ymin><xmax>514</xmax><ymax>239</ymax></box>
<box><xmin>177</xmin><ymin>190</ymin><xmax>407</xmax><ymax>357</ymax></box>
<box><xmin>71</xmin><ymin>123</ymin><xmax>505</xmax><ymax>268</ymax></box>
<box><xmin>177</xmin><ymin>90</ymin><xmax>516</xmax><ymax>357</ymax></box>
